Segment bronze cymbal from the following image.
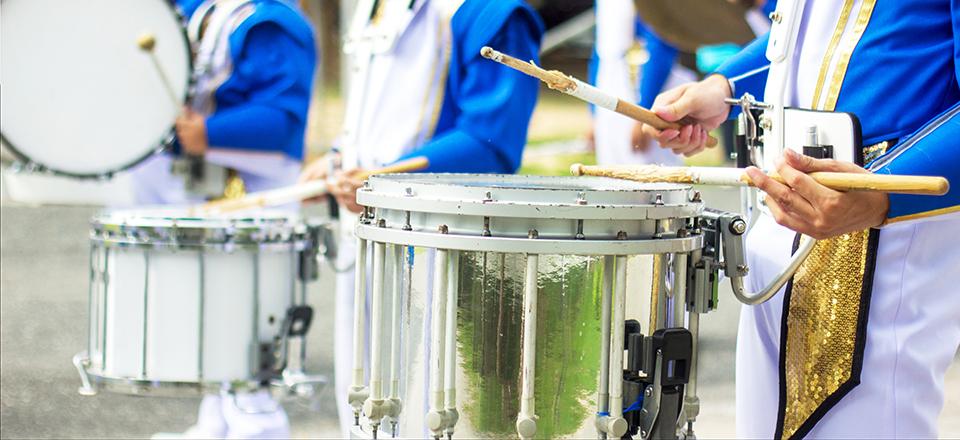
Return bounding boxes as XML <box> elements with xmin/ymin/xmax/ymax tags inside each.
<box><xmin>635</xmin><ymin>0</ymin><xmax>757</xmax><ymax>52</ymax></box>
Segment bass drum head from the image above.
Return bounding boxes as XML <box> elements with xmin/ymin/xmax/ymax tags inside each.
<box><xmin>635</xmin><ymin>0</ymin><xmax>756</xmax><ymax>53</ymax></box>
<box><xmin>1</xmin><ymin>0</ymin><xmax>191</xmax><ymax>177</ymax></box>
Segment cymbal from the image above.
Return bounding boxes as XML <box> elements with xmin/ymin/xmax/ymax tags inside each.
<box><xmin>635</xmin><ymin>0</ymin><xmax>757</xmax><ymax>53</ymax></box>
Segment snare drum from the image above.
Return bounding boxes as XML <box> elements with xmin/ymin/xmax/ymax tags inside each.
<box><xmin>75</xmin><ymin>209</ymin><xmax>320</xmax><ymax>395</ymax></box>
<box><xmin>346</xmin><ymin>174</ymin><xmax>742</xmax><ymax>439</ymax></box>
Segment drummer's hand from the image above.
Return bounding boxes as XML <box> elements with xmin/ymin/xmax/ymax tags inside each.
<box><xmin>327</xmin><ymin>168</ymin><xmax>365</xmax><ymax>214</ymax></box>
<box><xmin>641</xmin><ymin>75</ymin><xmax>732</xmax><ymax>157</ymax></box>
<box><xmin>631</xmin><ymin>123</ymin><xmax>654</xmax><ymax>152</ymax></box>
<box><xmin>176</xmin><ymin>107</ymin><xmax>208</xmax><ymax>156</ymax></box>
<box><xmin>745</xmin><ymin>149</ymin><xmax>889</xmax><ymax>240</ymax></box>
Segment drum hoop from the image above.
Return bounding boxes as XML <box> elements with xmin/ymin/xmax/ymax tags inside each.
<box><xmin>0</xmin><ymin>0</ymin><xmax>195</xmax><ymax>179</ymax></box>
<box><xmin>91</xmin><ymin>237</ymin><xmax>309</xmax><ymax>251</ymax></box>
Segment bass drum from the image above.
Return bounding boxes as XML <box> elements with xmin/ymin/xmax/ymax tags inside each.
<box><xmin>0</xmin><ymin>0</ymin><xmax>191</xmax><ymax>178</ymax></box>
<box><xmin>634</xmin><ymin>0</ymin><xmax>756</xmax><ymax>53</ymax></box>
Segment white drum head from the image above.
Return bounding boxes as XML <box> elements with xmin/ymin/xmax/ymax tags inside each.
<box><xmin>1</xmin><ymin>0</ymin><xmax>191</xmax><ymax>177</ymax></box>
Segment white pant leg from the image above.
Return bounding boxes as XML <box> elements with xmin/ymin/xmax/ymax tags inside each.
<box><xmin>736</xmin><ymin>214</ymin><xmax>794</xmax><ymax>438</ymax></box>
<box><xmin>806</xmin><ymin>214</ymin><xmax>960</xmax><ymax>438</ymax></box>
<box><xmin>127</xmin><ymin>154</ymin><xmax>197</xmax><ymax>205</ymax></box>
<box><xmin>221</xmin><ymin>389</ymin><xmax>290</xmax><ymax>439</ymax></box>
<box><xmin>335</xmin><ymin>237</ymin><xmax>359</xmax><ymax>438</ymax></box>
<box><xmin>737</xmin><ymin>214</ymin><xmax>960</xmax><ymax>438</ymax></box>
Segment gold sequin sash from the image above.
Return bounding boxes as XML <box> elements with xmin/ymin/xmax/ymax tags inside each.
<box><xmin>776</xmin><ymin>229</ymin><xmax>879</xmax><ymax>438</ymax></box>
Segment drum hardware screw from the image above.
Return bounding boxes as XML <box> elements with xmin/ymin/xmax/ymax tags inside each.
<box><xmin>378</xmin><ymin>219</ymin><xmax>387</xmax><ymax>228</ymax></box>
<box><xmin>730</xmin><ymin>152</ymin><xmax>738</xmax><ymax>160</ymax></box>
<box><xmin>484</xmin><ymin>191</ymin><xmax>493</xmax><ymax>202</ymax></box>
<box><xmin>654</xmin><ymin>219</ymin><xmax>663</xmax><ymax>239</ymax></box>
<box><xmin>577</xmin><ymin>192</ymin><xmax>587</xmax><ymax>205</ymax></box>
<box><xmin>528</xmin><ymin>229</ymin><xmax>539</xmax><ymax>239</ymax></box>
<box><xmin>645</xmin><ymin>387</ymin><xmax>653</xmax><ymax>397</ymax></box>
<box><xmin>677</xmin><ymin>228</ymin><xmax>689</xmax><ymax>238</ymax></box>
<box><xmin>729</xmin><ymin>218</ymin><xmax>747</xmax><ymax>235</ymax></box>
<box><xmin>759</xmin><ymin>116</ymin><xmax>773</xmax><ymax>131</ymax></box>
<box><xmin>737</xmin><ymin>264</ymin><xmax>749</xmax><ymax>275</ymax></box>
<box><xmin>691</xmin><ymin>191</ymin><xmax>702</xmax><ymax>203</ymax></box>
<box><xmin>575</xmin><ymin>219</ymin><xmax>585</xmax><ymax>240</ymax></box>
<box><xmin>405</xmin><ymin>187</ymin><xmax>414</xmax><ymax>196</ymax></box>
<box><xmin>403</xmin><ymin>212</ymin><xmax>412</xmax><ymax>231</ymax></box>
<box><xmin>617</xmin><ymin>231</ymin><xmax>627</xmax><ymax>240</ymax></box>
<box><xmin>439</xmin><ymin>225</ymin><xmax>449</xmax><ymax>234</ymax></box>
<box><xmin>482</xmin><ymin>217</ymin><xmax>492</xmax><ymax>236</ymax></box>
<box><xmin>654</xmin><ymin>194</ymin><xmax>664</xmax><ymax>206</ymax></box>
<box><xmin>769</xmin><ymin>11</ymin><xmax>783</xmax><ymax>23</ymax></box>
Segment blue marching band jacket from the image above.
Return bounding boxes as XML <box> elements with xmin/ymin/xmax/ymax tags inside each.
<box><xmin>394</xmin><ymin>0</ymin><xmax>545</xmax><ymax>174</ymax></box>
<box><xmin>717</xmin><ymin>0</ymin><xmax>959</xmax><ymax>223</ymax></box>
<box><xmin>175</xmin><ymin>0</ymin><xmax>316</xmax><ymax>161</ymax></box>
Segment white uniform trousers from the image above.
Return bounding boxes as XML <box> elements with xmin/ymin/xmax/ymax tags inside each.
<box><xmin>737</xmin><ymin>213</ymin><xmax>960</xmax><ymax>438</ymax></box>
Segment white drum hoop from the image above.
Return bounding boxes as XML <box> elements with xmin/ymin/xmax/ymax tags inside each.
<box><xmin>355</xmin><ymin>174</ymin><xmax>705</xmax><ymax>255</ymax></box>
<box><xmin>0</xmin><ymin>0</ymin><xmax>194</xmax><ymax>178</ymax></box>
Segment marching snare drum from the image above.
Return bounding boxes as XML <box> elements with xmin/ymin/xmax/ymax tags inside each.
<box><xmin>75</xmin><ymin>209</ymin><xmax>322</xmax><ymax>396</ymax></box>
<box><xmin>347</xmin><ymin>174</ymin><xmax>747</xmax><ymax>439</ymax></box>
<box><xmin>1</xmin><ymin>0</ymin><xmax>190</xmax><ymax>177</ymax></box>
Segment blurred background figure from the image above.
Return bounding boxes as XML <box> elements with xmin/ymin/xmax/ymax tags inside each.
<box><xmin>142</xmin><ymin>0</ymin><xmax>316</xmax><ymax>438</ymax></box>
<box><xmin>587</xmin><ymin>0</ymin><xmax>694</xmax><ymax>166</ymax></box>
<box><xmin>128</xmin><ymin>0</ymin><xmax>316</xmax><ymax>209</ymax></box>
<box><xmin>588</xmin><ymin>0</ymin><xmax>775</xmax><ymax>166</ymax></box>
<box><xmin>298</xmin><ymin>0</ymin><xmax>543</xmax><ymax>435</ymax></box>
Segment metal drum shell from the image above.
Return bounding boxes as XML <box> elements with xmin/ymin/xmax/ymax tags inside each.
<box><xmin>353</xmin><ymin>174</ymin><xmax>702</xmax><ymax>438</ymax></box>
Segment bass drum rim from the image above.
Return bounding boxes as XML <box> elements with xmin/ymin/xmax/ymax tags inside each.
<box><xmin>0</xmin><ymin>0</ymin><xmax>194</xmax><ymax>179</ymax></box>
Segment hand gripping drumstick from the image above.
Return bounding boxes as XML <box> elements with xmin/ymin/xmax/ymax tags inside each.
<box><xmin>196</xmin><ymin>156</ymin><xmax>431</xmax><ymax>214</ymax></box>
<box><xmin>137</xmin><ymin>33</ymin><xmax>181</xmax><ymax>107</ymax></box>
<box><xmin>480</xmin><ymin>46</ymin><xmax>719</xmax><ymax>148</ymax></box>
<box><xmin>570</xmin><ymin>163</ymin><xmax>950</xmax><ymax>195</ymax></box>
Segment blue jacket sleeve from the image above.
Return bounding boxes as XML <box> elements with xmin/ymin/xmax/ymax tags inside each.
<box><xmin>716</xmin><ymin>32</ymin><xmax>770</xmax><ymax>99</ymax></box>
<box><xmin>870</xmin><ymin>103</ymin><xmax>960</xmax><ymax>224</ymax></box>
<box><xmin>398</xmin><ymin>9</ymin><xmax>541</xmax><ymax>173</ymax></box>
<box><xmin>204</xmin><ymin>22</ymin><xmax>312</xmax><ymax>157</ymax></box>
<box><xmin>638</xmin><ymin>29</ymin><xmax>679</xmax><ymax>109</ymax></box>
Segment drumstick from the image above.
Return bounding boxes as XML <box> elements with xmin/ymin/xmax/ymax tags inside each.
<box><xmin>137</xmin><ymin>32</ymin><xmax>181</xmax><ymax>107</ymax></box>
<box><xmin>570</xmin><ymin>163</ymin><xmax>950</xmax><ymax>195</ymax></box>
<box><xmin>197</xmin><ymin>156</ymin><xmax>430</xmax><ymax>213</ymax></box>
<box><xmin>480</xmin><ymin>46</ymin><xmax>719</xmax><ymax>148</ymax></box>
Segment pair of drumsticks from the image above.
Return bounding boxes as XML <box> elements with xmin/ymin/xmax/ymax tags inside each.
<box><xmin>184</xmin><ymin>45</ymin><xmax>946</xmax><ymax>214</ymax></box>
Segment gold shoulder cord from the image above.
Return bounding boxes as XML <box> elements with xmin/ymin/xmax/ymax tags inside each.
<box><xmin>777</xmin><ymin>1</ymin><xmax>878</xmax><ymax>438</ymax></box>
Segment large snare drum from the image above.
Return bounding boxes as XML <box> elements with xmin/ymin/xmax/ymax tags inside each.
<box><xmin>1</xmin><ymin>0</ymin><xmax>190</xmax><ymax>177</ymax></box>
<box><xmin>75</xmin><ymin>209</ymin><xmax>320</xmax><ymax>395</ymax></box>
<box><xmin>347</xmin><ymin>174</ymin><xmax>745</xmax><ymax>439</ymax></box>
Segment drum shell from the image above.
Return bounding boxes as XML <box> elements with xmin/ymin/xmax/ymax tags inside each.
<box><xmin>367</xmin><ymin>249</ymin><xmax>660</xmax><ymax>439</ymax></box>
<box><xmin>84</xmin><ymin>211</ymin><xmax>309</xmax><ymax>392</ymax></box>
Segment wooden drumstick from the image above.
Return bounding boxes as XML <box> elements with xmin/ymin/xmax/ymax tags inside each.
<box><xmin>197</xmin><ymin>156</ymin><xmax>431</xmax><ymax>214</ymax></box>
<box><xmin>137</xmin><ymin>32</ymin><xmax>181</xmax><ymax>107</ymax></box>
<box><xmin>480</xmin><ymin>46</ymin><xmax>719</xmax><ymax>148</ymax></box>
<box><xmin>570</xmin><ymin>163</ymin><xmax>950</xmax><ymax>195</ymax></box>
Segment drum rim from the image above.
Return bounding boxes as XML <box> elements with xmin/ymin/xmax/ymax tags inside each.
<box><xmin>359</xmin><ymin>173</ymin><xmax>701</xmax><ymax>220</ymax></box>
<box><xmin>0</xmin><ymin>0</ymin><xmax>194</xmax><ymax>179</ymax></box>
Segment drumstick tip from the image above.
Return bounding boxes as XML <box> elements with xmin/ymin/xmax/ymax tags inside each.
<box><xmin>570</xmin><ymin>163</ymin><xmax>585</xmax><ymax>176</ymax></box>
<box><xmin>137</xmin><ymin>33</ymin><xmax>156</xmax><ymax>51</ymax></box>
<box><xmin>480</xmin><ymin>46</ymin><xmax>500</xmax><ymax>61</ymax></box>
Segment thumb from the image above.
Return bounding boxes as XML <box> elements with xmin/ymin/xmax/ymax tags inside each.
<box><xmin>654</xmin><ymin>92</ymin><xmax>694</xmax><ymax>123</ymax></box>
